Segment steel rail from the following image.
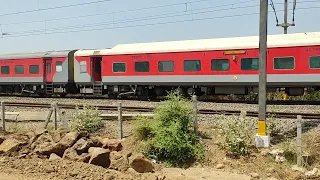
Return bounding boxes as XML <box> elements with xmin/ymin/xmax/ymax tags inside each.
<box><xmin>3</xmin><ymin>102</ymin><xmax>320</xmax><ymax>119</ymax></box>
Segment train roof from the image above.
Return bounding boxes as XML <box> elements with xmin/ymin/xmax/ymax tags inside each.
<box><xmin>0</xmin><ymin>50</ymin><xmax>74</xmax><ymax>60</ymax></box>
<box><xmin>74</xmin><ymin>48</ymin><xmax>111</xmax><ymax>57</ymax></box>
<box><xmin>93</xmin><ymin>31</ymin><xmax>320</xmax><ymax>55</ymax></box>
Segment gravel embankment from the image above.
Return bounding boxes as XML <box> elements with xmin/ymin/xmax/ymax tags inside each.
<box><xmin>0</xmin><ymin>96</ymin><xmax>320</xmax><ymax>113</ymax></box>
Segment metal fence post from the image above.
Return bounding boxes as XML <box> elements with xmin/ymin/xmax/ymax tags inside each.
<box><xmin>1</xmin><ymin>101</ymin><xmax>5</xmax><ymax>131</ymax></box>
<box><xmin>118</xmin><ymin>102</ymin><xmax>123</xmax><ymax>140</ymax></box>
<box><xmin>297</xmin><ymin>115</ymin><xmax>302</xmax><ymax>167</ymax></box>
<box><xmin>53</xmin><ymin>102</ymin><xmax>58</xmax><ymax>130</ymax></box>
<box><xmin>192</xmin><ymin>95</ymin><xmax>198</xmax><ymax>136</ymax></box>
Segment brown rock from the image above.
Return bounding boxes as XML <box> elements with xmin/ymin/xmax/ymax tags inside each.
<box><xmin>58</xmin><ymin>132</ymin><xmax>79</xmax><ymax>148</ymax></box>
<box><xmin>63</xmin><ymin>148</ymin><xmax>80</xmax><ymax>161</ymax></box>
<box><xmin>130</xmin><ymin>153</ymin><xmax>154</xmax><ymax>173</ymax></box>
<box><xmin>72</xmin><ymin>138</ymin><xmax>92</xmax><ymax>154</ymax></box>
<box><xmin>110</xmin><ymin>155</ymin><xmax>130</xmax><ymax>171</ymax></box>
<box><xmin>88</xmin><ymin>147</ymin><xmax>111</xmax><ymax>168</ymax></box>
<box><xmin>49</xmin><ymin>153</ymin><xmax>62</xmax><ymax>161</ymax></box>
<box><xmin>34</xmin><ymin>142</ymin><xmax>66</xmax><ymax>157</ymax></box>
<box><xmin>0</xmin><ymin>138</ymin><xmax>27</xmax><ymax>154</ymax></box>
<box><xmin>89</xmin><ymin>136</ymin><xmax>103</xmax><ymax>147</ymax></box>
<box><xmin>30</xmin><ymin>133</ymin><xmax>55</xmax><ymax>150</ymax></box>
<box><xmin>101</xmin><ymin>138</ymin><xmax>122</xmax><ymax>152</ymax></box>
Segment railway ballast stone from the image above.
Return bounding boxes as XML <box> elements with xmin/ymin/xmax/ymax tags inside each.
<box><xmin>88</xmin><ymin>147</ymin><xmax>111</xmax><ymax>168</ymax></box>
<box><xmin>130</xmin><ymin>153</ymin><xmax>154</xmax><ymax>173</ymax></box>
<box><xmin>0</xmin><ymin>138</ymin><xmax>27</xmax><ymax>154</ymax></box>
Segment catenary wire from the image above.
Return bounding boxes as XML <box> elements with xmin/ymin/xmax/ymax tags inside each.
<box><xmin>5</xmin><ymin>0</ymin><xmax>317</xmax><ymax>36</ymax></box>
<box><xmin>0</xmin><ymin>0</ymin><xmax>113</xmax><ymax>17</ymax></box>
<box><xmin>2</xmin><ymin>6</ymin><xmax>318</xmax><ymax>38</ymax></box>
<box><xmin>0</xmin><ymin>0</ymin><xmax>255</xmax><ymax>26</ymax></box>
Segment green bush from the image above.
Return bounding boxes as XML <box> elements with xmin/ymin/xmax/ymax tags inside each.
<box><xmin>135</xmin><ymin>91</ymin><xmax>205</xmax><ymax>167</ymax></box>
<box><xmin>70</xmin><ymin>104</ymin><xmax>104</xmax><ymax>133</ymax></box>
<box><xmin>218</xmin><ymin>113</ymin><xmax>255</xmax><ymax>157</ymax></box>
<box><xmin>134</xmin><ymin>115</ymin><xmax>156</xmax><ymax>141</ymax></box>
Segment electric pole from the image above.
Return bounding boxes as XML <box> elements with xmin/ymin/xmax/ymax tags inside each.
<box><xmin>277</xmin><ymin>0</ymin><xmax>295</xmax><ymax>34</ymax></box>
<box><xmin>255</xmin><ymin>0</ymin><xmax>270</xmax><ymax>148</ymax></box>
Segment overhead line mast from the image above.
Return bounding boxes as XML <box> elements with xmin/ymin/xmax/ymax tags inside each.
<box><xmin>276</xmin><ymin>0</ymin><xmax>295</xmax><ymax>34</ymax></box>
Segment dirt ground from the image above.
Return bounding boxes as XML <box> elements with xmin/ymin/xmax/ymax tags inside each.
<box><xmin>0</xmin><ymin>112</ymin><xmax>311</xmax><ymax>180</ymax></box>
<box><xmin>0</xmin><ymin>157</ymin><xmax>252</xmax><ymax>180</ymax></box>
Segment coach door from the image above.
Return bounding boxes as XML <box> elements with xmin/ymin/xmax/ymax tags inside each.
<box><xmin>44</xmin><ymin>58</ymin><xmax>53</xmax><ymax>82</ymax></box>
<box><xmin>91</xmin><ymin>56</ymin><xmax>102</xmax><ymax>83</ymax></box>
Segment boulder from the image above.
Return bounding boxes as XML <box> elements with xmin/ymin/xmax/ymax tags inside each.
<box><xmin>49</xmin><ymin>153</ymin><xmax>62</xmax><ymax>161</ymax></box>
<box><xmin>129</xmin><ymin>153</ymin><xmax>154</xmax><ymax>173</ymax></box>
<box><xmin>71</xmin><ymin>138</ymin><xmax>92</xmax><ymax>154</ymax></box>
<box><xmin>88</xmin><ymin>147</ymin><xmax>111</xmax><ymax>168</ymax></box>
<box><xmin>62</xmin><ymin>148</ymin><xmax>90</xmax><ymax>163</ymax></box>
<box><xmin>110</xmin><ymin>155</ymin><xmax>130</xmax><ymax>171</ymax></box>
<box><xmin>89</xmin><ymin>136</ymin><xmax>103</xmax><ymax>147</ymax></box>
<box><xmin>100</xmin><ymin>138</ymin><xmax>122</xmax><ymax>152</ymax></box>
<box><xmin>30</xmin><ymin>133</ymin><xmax>55</xmax><ymax>150</ymax></box>
<box><xmin>34</xmin><ymin>142</ymin><xmax>66</xmax><ymax>157</ymax></box>
<box><xmin>63</xmin><ymin>148</ymin><xmax>80</xmax><ymax>161</ymax></box>
<box><xmin>0</xmin><ymin>138</ymin><xmax>27</xmax><ymax>154</ymax></box>
<box><xmin>58</xmin><ymin>132</ymin><xmax>79</xmax><ymax>148</ymax></box>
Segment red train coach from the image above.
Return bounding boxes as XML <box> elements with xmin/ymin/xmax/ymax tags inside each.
<box><xmin>0</xmin><ymin>50</ymin><xmax>77</xmax><ymax>96</ymax></box>
<box><xmin>90</xmin><ymin>31</ymin><xmax>320</xmax><ymax>99</ymax></box>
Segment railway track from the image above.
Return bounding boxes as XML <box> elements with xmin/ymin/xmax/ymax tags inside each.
<box><xmin>3</xmin><ymin>102</ymin><xmax>320</xmax><ymax>120</ymax></box>
<box><xmin>3</xmin><ymin>94</ymin><xmax>320</xmax><ymax>105</ymax></box>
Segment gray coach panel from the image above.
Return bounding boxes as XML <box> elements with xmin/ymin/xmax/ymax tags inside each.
<box><xmin>0</xmin><ymin>50</ymin><xmax>72</xmax><ymax>60</ymax></box>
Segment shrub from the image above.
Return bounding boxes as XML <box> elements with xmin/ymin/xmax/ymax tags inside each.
<box><xmin>70</xmin><ymin>104</ymin><xmax>104</xmax><ymax>133</ymax></box>
<box><xmin>217</xmin><ymin>113</ymin><xmax>256</xmax><ymax>157</ymax></box>
<box><xmin>135</xmin><ymin>91</ymin><xmax>205</xmax><ymax>167</ymax></box>
<box><xmin>134</xmin><ymin>115</ymin><xmax>156</xmax><ymax>141</ymax></box>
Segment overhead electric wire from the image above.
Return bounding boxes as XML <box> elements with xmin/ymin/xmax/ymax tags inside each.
<box><xmin>0</xmin><ymin>0</ymin><xmax>113</xmax><ymax>17</ymax></box>
<box><xmin>2</xmin><ymin>6</ymin><xmax>319</xmax><ymax>39</ymax></box>
<box><xmin>270</xmin><ymin>0</ymin><xmax>279</xmax><ymax>24</ymax></box>
<box><xmin>7</xmin><ymin>3</ymin><xmax>261</xmax><ymax>35</ymax></box>
<box><xmin>5</xmin><ymin>0</ymin><xmax>315</xmax><ymax>36</ymax></box>
<box><xmin>0</xmin><ymin>0</ymin><xmax>256</xmax><ymax>26</ymax></box>
<box><xmin>292</xmin><ymin>0</ymin><xmax>297</xmax><ymax>23</ymax></box>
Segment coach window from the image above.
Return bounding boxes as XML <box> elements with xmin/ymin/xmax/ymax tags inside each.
<box><xmin>56</xmin><ymin>61</ymin><xmax>63</xmax><ymax>72</ymax></box>
<box><xmin>80</xmin><ymin>61</ymin><xmax>87</xmax><ymax>73</ymax></box>
<box><xmin>135</xmin><ymin>61</ymin><xmax>149</xmax><ymax>72</ymax></box>
<box><xmin>1</xmin><ymin>66</ymin><xmax>9</xmax><ymax>74</ymax></box>
<box><xmin>309</xmin><ymin>56</ymin><xmax>320</xmax><ymax>69</ymax></box>
<box><xmin>274</xmin><ymin>57</ymin><xmax>295</xmax><ymax>70</ymax></box>
<box><xmin>15</xmin><ymin>65</ymin><xmax>24</xmax><ymax>74</ymax></box>
<box><xmin>113</xmin><ymin>62</ymin><xmax>126</xmax><ymax>72</ymax></box>
<box><xmin>184</xmin><ymin>60</ymin><xmax>201</xmax><ymax>71</ymax></box>
<box><xmin>29</xmin><ymin>65</ymin><xmax>39</xmax><ymax>74</ymax></box>
<box><xmin>211</xmin><ymin>59</ymin><xmax>229</xmax><ymax>71</ymax></box>
<box><xmin>241</xmin><ymin>58</ymin><xmax>259</xmax><ymax>70</ymax></box>
<box><xmin>47</xmin><ymin>63</ymin><xmax>51</xmax><ymax>73</ymax></box>
<box><xmin>158</xmin><ymin>60</ymin><xmax>174</xmax><ymax>72</ymax></box>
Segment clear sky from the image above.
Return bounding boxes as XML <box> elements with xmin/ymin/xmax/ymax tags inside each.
<box><xmin>0</xmin><ymin>0</ymin><xmax>318</xmax><ymax>54</ymax></box>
